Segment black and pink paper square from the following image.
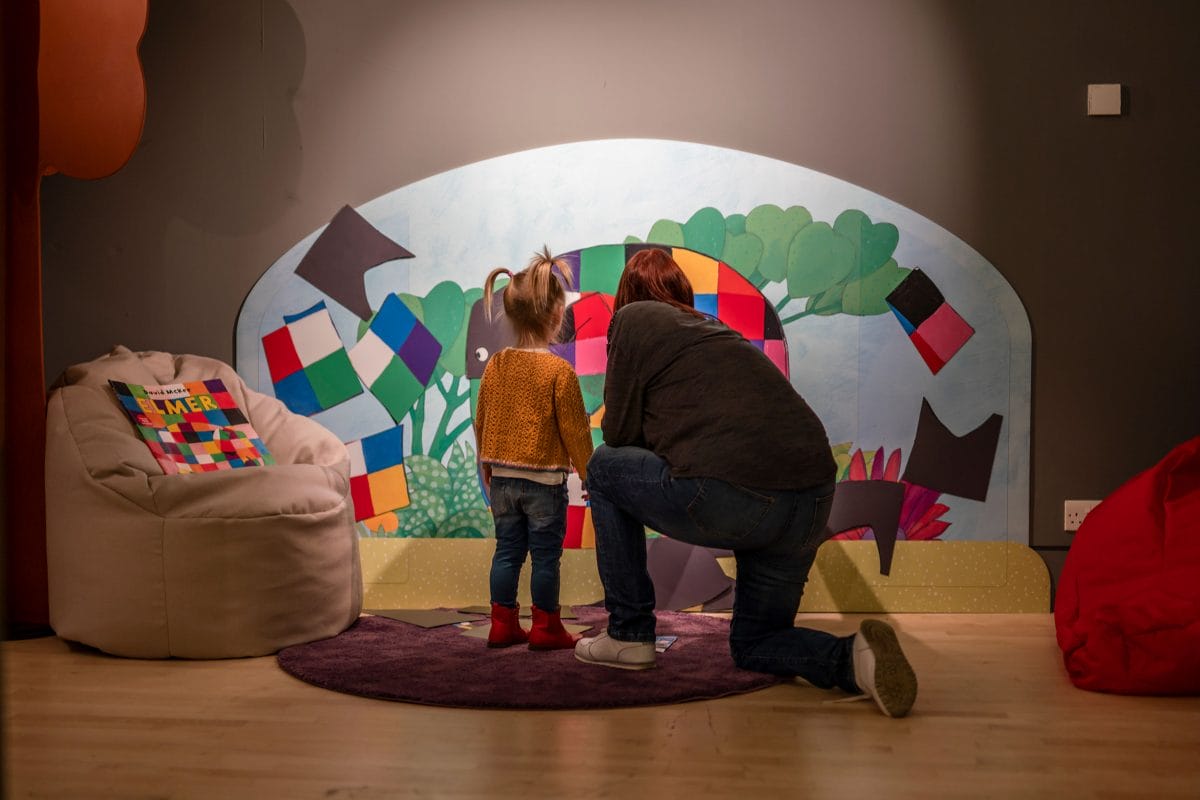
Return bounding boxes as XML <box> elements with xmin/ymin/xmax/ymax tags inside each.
<box><xmin>886</xmin><ymin>269</ymin><xmax>974</xmax><ymax>374</ymax></box>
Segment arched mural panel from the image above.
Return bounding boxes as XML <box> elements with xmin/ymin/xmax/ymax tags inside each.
<box><xmin>237</xmin><ymin>139</ymin><xmax>1037</xmax><ymax>611</ymax></box>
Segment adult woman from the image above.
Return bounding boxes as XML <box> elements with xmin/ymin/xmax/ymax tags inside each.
<box><xmin>574</xmin><ymin>248</ymin><xmax>918</xmax><ymax>718</ymax></box>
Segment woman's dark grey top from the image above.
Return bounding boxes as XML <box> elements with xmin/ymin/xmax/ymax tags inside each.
<box><xmin>602</xmin><ymin>301</ymin><xmax>836</xmax><ymax>491</ymax></box>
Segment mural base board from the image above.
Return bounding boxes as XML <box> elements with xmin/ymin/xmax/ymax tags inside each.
<box><xmin>360</xmin><ymin>539</ymin><xmax>1049</xmax><ymax>613</ymax></box>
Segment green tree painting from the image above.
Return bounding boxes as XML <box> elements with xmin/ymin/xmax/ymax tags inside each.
<box><xmin>625</xmin><ymin>204</ymin><xmax>910</xmax><ymax>324</ymax></box>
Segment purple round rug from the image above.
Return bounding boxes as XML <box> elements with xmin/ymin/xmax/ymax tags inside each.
<box><xmin>277</xmin><ymin>606</ymin><xmax>782</xmax><ymax>710</ymax></box>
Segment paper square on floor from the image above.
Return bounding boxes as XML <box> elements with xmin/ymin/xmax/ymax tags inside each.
<box><xmin>365</xmin><ymin>609</ymin><xmax>485</xmax><ymax>628</ymax></box>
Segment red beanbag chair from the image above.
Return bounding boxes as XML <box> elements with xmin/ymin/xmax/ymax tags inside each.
<box><xmin>1055</xmin><ymin>436</ymin><xmax>1200</xmax><ymax>694</ymax></box>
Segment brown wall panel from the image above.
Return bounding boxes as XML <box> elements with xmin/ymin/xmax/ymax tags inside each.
<box><xmin>39</xmin><ymin>0</ymin><xmax>1200</xmax><ymax>565</ymax></box>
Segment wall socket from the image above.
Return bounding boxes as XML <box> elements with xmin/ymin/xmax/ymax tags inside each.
<box><xmin>1064</xmin><ymin>500</ymin><xmax>1102</xmax><ymax>532</ymax></box>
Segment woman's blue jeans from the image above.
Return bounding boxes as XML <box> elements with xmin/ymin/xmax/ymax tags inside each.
<box><xmin>587</xmin><ymin>444</ymin><xmax>858</xmax><ymax>691</ymax></box>
<box><xmin>488</xmin><ymin>476</ymin><xmax>568</xmax><ymax>611</ymax></box>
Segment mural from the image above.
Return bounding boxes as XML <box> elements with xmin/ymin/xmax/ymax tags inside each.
<box><xmin>236</xmin><ymin>139</ymin><xmax>1031</xmax><ymax>555</ymax></box>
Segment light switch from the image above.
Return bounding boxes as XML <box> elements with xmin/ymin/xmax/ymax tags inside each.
<box><xmin>1087</xmin><ymin>83</ymin><xmax>1123</xmax><ymax>116</ymax></box>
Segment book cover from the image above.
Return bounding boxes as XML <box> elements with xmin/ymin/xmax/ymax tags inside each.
<box><xmin>109</xmin><ymin>379</ymin><xmax>274</xmax><ymax>475</ymax></box>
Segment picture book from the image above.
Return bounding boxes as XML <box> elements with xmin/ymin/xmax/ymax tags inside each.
<box><xmin>109</xmin><ymin>379</ymin><xmax>275</xmax><ymax>475</ymax></box>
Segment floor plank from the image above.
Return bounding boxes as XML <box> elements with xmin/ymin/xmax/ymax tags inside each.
<box><xmin>5</xmin><ymin>614</ymin><xmax>1199</xmax><ymax>799</ymax></box>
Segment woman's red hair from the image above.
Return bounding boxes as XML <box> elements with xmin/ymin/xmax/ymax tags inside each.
<box><xmin>613</xmin><ymin>248</ymin><xmax>704</xmax><ymax>317</ymax></box>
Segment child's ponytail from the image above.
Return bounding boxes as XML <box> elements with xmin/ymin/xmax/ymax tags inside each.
<box><xmin>524</xmin><ymin>245</ymin><xmax>574</xmax><ymax>319</ymax></box>
<box><xmin>483</xmin><ymin>246</ymin><xmax>575</xmax><ymax>346</ymax></box>
<box><xmin>482</xmin><ymin>266</ymin><xmax>514</xmax><ymax>322</ymax></box>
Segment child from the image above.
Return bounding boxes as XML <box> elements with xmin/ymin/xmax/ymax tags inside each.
<box><xmin>474</xmin><ymin>247</ymin><xmax>594</xmax><ymax>650</ymax></box>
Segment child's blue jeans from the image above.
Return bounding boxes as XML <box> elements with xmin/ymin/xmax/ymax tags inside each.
<box><xmin>488</xmin><ymin>476</ymin><xmax>568</xmax><ymax>611</ymax></box>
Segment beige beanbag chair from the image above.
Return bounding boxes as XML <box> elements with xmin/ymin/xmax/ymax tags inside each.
<box><xmin>45</xmin><ymin>346</ymin><xmax>362</xmax><ymax>658</ymax></box>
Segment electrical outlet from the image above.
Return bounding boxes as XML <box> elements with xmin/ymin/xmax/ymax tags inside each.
<box><xmin>1064</xmin><ymin>500</ymin><xmax>1102</xmax><ymax>532</ymax></box>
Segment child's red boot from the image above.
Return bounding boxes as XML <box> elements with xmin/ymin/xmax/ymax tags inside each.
<box><xmin>528</xmin><ymin>605</ymin><xmax>578</xmax><ymax>651</ymax></box>
<box><xmin>487</xmin><ymin>603</ymin><xmax>528</xmax><ymax>648</ymax></box>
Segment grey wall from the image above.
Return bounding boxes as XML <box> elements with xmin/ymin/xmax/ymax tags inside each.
<box><xmin>40</xmin><ymin>0</ymin><xmax>1200</xmax><ymax>572</ymax></box>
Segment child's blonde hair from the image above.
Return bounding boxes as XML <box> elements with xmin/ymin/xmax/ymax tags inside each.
<box><xmin>482</xmin><ymin>246</ymin><xmax>575</xmax><ymax>347</ymax></box>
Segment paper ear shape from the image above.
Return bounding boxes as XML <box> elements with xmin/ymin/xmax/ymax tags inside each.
<box><xmin>296</xmin><ymin>205</ymin><xmax>414</xmax><ymax>320</ymax></box>
<box><xmin>902</xmin><ymin>399</ymin><xmax>1003</xmax><ymax>502</ymax></box>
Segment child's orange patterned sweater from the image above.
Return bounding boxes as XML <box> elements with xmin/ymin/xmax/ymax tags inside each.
<box><xmin>474</xmin><ymin>349</ymin><xmax>594</xmax><ymax>482</ymax></box>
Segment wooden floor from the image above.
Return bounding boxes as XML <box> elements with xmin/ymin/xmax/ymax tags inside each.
<box><xmin>5</xmin><ymin>614</ymin><xmax>1199</xmax><ymax>799</ymax></box>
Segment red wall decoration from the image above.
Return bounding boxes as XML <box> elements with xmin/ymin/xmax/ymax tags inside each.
<box><xmin>3</xmin><ymin>0</ymin><xmax>147</xmax><ymax>630</ymax></box>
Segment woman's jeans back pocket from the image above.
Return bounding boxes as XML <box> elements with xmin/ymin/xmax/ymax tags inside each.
<box><xmin>802</xmin><ymin>491</ymin><xmax>836</xmax><ymax>553</ymax></box>
<box><xmin>684</xmin><ymin>478</ymin><xmax>775</xmax><ymax>547</ymax></box>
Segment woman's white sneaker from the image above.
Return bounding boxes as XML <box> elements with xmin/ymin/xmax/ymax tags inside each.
<box><xmin>852</xmin><ymin>619</ymin><xmax>918</xmax><ymax>717</ymax></box>
<box><xmin>574</xmin><ymin>630</ymin><xmax>657</xmax><ymax>670</ymax></box>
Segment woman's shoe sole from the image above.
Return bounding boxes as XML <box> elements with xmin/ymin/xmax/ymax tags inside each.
<box><xmin>574</xmin><ymin>652</ymin><xmax>656</xmax><ymax>670</ymax></box>
<box><xmin>859</xmin><ymin>619</ymin><xmax>918</xmax><ymax>718</ymax></box>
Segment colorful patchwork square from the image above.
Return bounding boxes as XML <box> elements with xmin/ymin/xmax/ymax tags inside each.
<box><xmin>763</xmin><ymin>339</ymin><xmax>788</xmax><ymax>374</ymax></box>
<box><xmin>346</xmin><ymin>328</ymin><xmax>394</xmax><ymax>386</ymax></box>
<box><xmin>694</xmin><ymin>293</ymin><xmax>718</xmax><ymax>317</ymax></box>
<box><xmin>911</xmin><ymin>303</ymin><xmax>975</xmax><ymax>373</ymax></box>
<box><xmin>349</xmin><ymin>294</ymin><xmax>443</xmax><ymax>423</ymax></box>
<box><xmin>577</xmin><ymin>374</ymin><xmax>605</xmax><ymax>415</ymax></box>
<box><xmin>763</xmin><ymin>304</ymin><xmax>784</xmax><ymax>341</ymax></box>
<box><xmin>397</xmin><ymin>321</ymin><xmax>440</xmax><ymax>385</ymax></box>
<box><xmin>717</xmin><ymin>263</ymin><xmax>762</xmax><ymax>297</ymax></box>
<box><xmin>366</xmin><ymin>358</ymin><xmax>427</xmax><ymax>424</ymax></box>
<box><xmin>574</xmin><ymin>337</ymin><xmax>608</xmax><ymax>376</ymax></box>
<box><xmin>347</xmin><ymin>426</ymin><xmax>411</xmax><ymax>521</ymax></box>
<box><xmin>887</xmin><ymin>269</ymin><xmax>974</xmax><ymax>374</ymax></box>
<box><xmin>588</xmin><ymin>405</ymin><xmax>605</xmax><ymax>450</ymax></box>
<box><xmin>565</xmin><ymin>471</ymin><xmax>596</xmax><ymax>549</ymax></box>
<box><xmin>567</xmin><ymin>293</ymin><xmax>614</xmax><ymax>340</ymax></box>
<box><xmin>262</xmin><ymin>301</ymin><xmax>362</xmax><ymax>416</ymax></box>
<box><xmin>718</xmin><ymin>292</ymin><xmax>766</xmax><ymax>339</ymax></box>
<box><xmin>553</xmin><ymin>251</ymin><xmax>581</xmax><ymax>290</ymax></box>
<box><xmin>886</xmin><ymin>268</ymin><xmax>943</xmax><ymax>334</ymax></box>
<box><xmin>579</xmin><ymin>245</ymin><xmax>625</xmax><ymax>295</ymax></box>
<box><xmin>624</xmin><ymin>243</ymin><xmax>669</xmax><ymax>262</ymax></box>
<box><xmin>564</xmin><ymin>504</ymin><xmax>596</xmax><ymax>549</ymax></box>
<box><xmin>672</xmin><ymin>248</ymin><xmax>719</xmax><ymax>293</ymax></box>
<box><xmin>272</xmin><ymin>370</ymin><xmax>321</xmax><ymax>416</ymax></box>
<box><xmin>549</xmin><ymin>340</ymin><xmax>575</xmax><ymax>366</ymax></box>
<box><xmin>369</xmin><ymin>293</ymin><xmax>418</xmax><ymax>351</ymax></box>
